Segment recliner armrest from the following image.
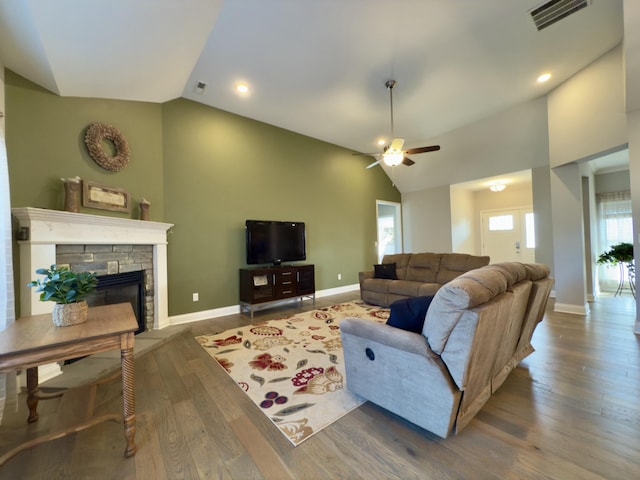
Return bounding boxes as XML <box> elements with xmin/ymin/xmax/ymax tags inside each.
<box><xmin>359</xmin><ymin>270</ymin><xmax>374</xmax><ymax>283</ymax></box>
<box><xmin>340</xmin><ymin>317</ymin><xmax>433</xmax><ymax>358</ymax></box>
<box><xmin>359</xmin><ymin>271</ymin><xmax>375</xmax><ymax>291</ymax></box>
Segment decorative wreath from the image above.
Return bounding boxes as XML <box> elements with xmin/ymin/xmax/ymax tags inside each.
<box><xmin>84</xmin><ymin>123</ymin><xmax>130</xmax><ymax>172</ymax></box>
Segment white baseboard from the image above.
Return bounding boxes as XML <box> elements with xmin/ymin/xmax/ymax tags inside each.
<box><xmin>169</xmin><ymin>304</ymin><xmax>240</xmax><ymax>326</ymax></box>
<box><xmin>315</xmin><ymin>284</ymin><xmax>359</xmax><ymax>298</ymax></box>
<box><xmin>554</xmin><ymin>302</ymin><xmax>590</xmax><ymax>315</ymax></box>
<box><xmin>166</xmin><ymin>284</ymin><xmax>360</xmax><ymax>327</ymax></box>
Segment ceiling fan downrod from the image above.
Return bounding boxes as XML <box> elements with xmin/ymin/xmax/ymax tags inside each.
<box><xmin>386</xmin><ymin>80</ymin><xmax>396</xmax><ymax>139</ymax></box>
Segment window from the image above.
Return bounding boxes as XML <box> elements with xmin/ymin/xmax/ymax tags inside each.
<box><xmin>525</xmin><ymin>212</ymin><xmax>536</xmax><ymax>248</ymax></box>
<box><xmin>597</xmin><ymin>191</ymin><xmax>633</xmax><ymax>292</ymax></box>
<box><xmin>488</xmin><ymin>214</ymin><xmax>514</xmax><ymax>231</ymax></box>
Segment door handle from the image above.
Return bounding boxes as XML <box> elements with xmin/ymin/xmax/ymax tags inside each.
<box><xmin>515</xmin><ymin>241</ymin><xmax>521</xmax><ymax>249</ymax></box>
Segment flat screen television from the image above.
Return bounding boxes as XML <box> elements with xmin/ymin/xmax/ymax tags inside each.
<box><xmin>245</xmin><ymin>220</ymin><xmax>306</xmax><ymax>266</ymax></box>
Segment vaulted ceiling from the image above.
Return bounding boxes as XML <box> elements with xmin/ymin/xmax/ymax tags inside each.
<box><xmin>0</xmin><ymin>0</ymin><xmax>624</xmax><ymax>191</ymax></box>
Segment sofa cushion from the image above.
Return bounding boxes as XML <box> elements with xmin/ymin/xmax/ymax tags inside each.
<box><xmin>388</xmin><ymin>280</ymin><xmax>421</xmax><ymax>296</ymax></box>
<box><xmin>381</xmin><ymin>254</ymin><xmax>412</xmax><ymax>280</ymax></box>
<box><xmin>523</xmin><ymin>263</ymin><xmax>551</xmax><ymax>281</ymax></box>
<box><xmin>486</xmin><ymin>262</ymin><xmax>527</xmax><ymax>287</ymax></box>
<box><xmin>374</xmin><ymin>263</ymin><xmax>397</xmax><ymax>279</ymax></box>
<box><xmin>361</xmin><ymin>278</ymin><xmax>392</xmax><ymax>293</ymax></box>
<box><xmin>435</xmin><ymin>253</ymin><xmax>490</xmax><ymax>284</ymax></box>
<box><xmin>423</xmin><ymin>267</ymin><xmax>508</xmax><ymax>355</ymax></box>
<box><xmin>405</xmin><ymin>253</ymin><xmax>441</xmax><ymax>283</ymax></box>
<box><xmin>387</xmin><ymin>296</ymin><xmax>434</xmax><ymax>333</ymax></box>
<box><xmin>417</xmin><ymin>283</ymin><xmax>441</xmax><ymax>297</ymax></box>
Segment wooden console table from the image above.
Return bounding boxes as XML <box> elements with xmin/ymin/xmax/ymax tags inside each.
<box><xmin>0</xmin><ymin>303</ymin><xmax>138</xmax><ymax>465</ymax></box>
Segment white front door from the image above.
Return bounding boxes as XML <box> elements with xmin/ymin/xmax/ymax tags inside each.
<box><xmin>481</xmin><ymin>208</ymin><xmax>535</xmax><ymax>263</ymax></box>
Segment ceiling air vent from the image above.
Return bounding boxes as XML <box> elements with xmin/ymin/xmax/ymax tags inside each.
<box><xmin>194</xmin><ymin>81</ymin><xmax>207</xmax><ymax>95</ymax></box>
<box><xmin>529</xmin><ymin>0</ymin><xmax>590</xmax><ymax>31</ymax></box>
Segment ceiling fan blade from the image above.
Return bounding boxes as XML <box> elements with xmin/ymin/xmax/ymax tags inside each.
<box><xmin>352</xmin><ymin>152</ymin><xmax>380</xmax><ymax>156</ymax></box>
<box><xmin>389</xmin><ymin>138</ymin><xmax>405</xmax><ymax>151</ymax></box>
<box><xmin>366</xmin><ymin>160</ymin><xmax>380</xmax><ymax>169</ymax></box>
<box><xmin>404</xmin><ymin>145</ymin><xmax>441</xmax><ymax>155</ymax></box>
<box><xmin>402</xmin><ymin>156</ymin><xmax>415</xmax><ymax>167</ymax></box>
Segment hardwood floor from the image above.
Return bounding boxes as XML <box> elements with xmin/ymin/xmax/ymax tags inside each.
<box><xmin>1</xmin><ymin>292</ymin><xmax>639</xmax><ymax>479</ymax></box>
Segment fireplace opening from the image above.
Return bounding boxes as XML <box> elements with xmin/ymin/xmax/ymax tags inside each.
<box><xmin>64</xmin><ymin>270</ymin><xmax>146</xmax><ymax>365</ymax></box>
<box><xmin>87</xmin><ymin>270</ymin><xmax>146</xmax><ymax>335</ymax></box>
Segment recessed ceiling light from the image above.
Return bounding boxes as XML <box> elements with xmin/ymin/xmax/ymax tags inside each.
<box><xmin>537</xmin><ymin>72</ymin><xmax>551</xmax><ymax>83</ymax></box>
<box><xmin>234</xmin><ymin>82</ymin><xmax>250</xmax><ymax>95</ymax></box>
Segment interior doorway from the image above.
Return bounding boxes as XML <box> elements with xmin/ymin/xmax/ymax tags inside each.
<box><xmin>481</xmin><ymin>208</ymin><xmax>535</xmax><ymax>263</ymax></box>
<box><xmin>376</xmin><ymin>200</ymin><xmax>402</xmax><ymax>262</ymax></box>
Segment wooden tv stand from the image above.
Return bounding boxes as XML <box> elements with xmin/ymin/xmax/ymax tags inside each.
<box><xmin>239</xmin><ymin>264</ymin><xmax>315</xmax><ymax>318</ymax></box>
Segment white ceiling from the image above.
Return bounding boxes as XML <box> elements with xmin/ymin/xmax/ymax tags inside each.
<box><xmin>0</xmin><ymin>0</ymin><xmax>624</xmax><ymax>192</ymax></box>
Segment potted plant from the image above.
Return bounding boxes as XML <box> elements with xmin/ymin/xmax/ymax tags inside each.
<box><xmin>28</xmin><ymin>265</ymin><xmax>98</xmax><ymax>326</ymax></box>
<box><xmin>597</xmin><ymin>242</ymin><xmax>635</xmax><ymax>298</ymax></box>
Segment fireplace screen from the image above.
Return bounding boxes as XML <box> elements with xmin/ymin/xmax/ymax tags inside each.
<box><xmin>86</xmin><ymin>270</ymin><xmax>145</xmax><ymax>334</ymax></box>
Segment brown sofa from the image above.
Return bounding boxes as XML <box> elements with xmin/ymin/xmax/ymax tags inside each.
<box><xmin>359</xmin><ymin>253</ymin><xmax>490</xmax><ymax>307</ymax></box>
<box><xmin>341</xmin><ymin>262</ymin><xmax>554</xmax><ymax>438</ymax></box>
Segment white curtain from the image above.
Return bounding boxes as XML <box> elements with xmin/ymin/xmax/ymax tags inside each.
<box><xmin>597</xmin><ymin>191</ymin><xmax>633</xmax><ymax>293</ymax></box>
<box><xmin>0</xmin><ymin>68</ymin><xmax>17</xmax><ymax>419</ymax></box>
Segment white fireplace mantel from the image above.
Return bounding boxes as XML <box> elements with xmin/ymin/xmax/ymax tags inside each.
<box><xmin>12</xmin><ymin>207</ymin><xmax>174</xmax><ymax>329</ymax></box>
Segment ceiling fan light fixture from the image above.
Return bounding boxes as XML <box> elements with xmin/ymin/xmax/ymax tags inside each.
<box><xmin>383</xmin><ymin>151</ymin><xmax>404</xmax><ymax>167</ymax></box>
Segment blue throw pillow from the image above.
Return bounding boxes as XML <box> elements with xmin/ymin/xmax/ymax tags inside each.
<box><xmin>386</xmin><ymin>296</ymin><xmax>434</xmax><ymax>333</ymax></box>
<box><xmin>374</xmin><ymin>263</ymin><xmax>397</xmax><ymax>280</ymax></box>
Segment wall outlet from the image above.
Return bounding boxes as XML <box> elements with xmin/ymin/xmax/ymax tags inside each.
<box><xmin>338</xmin><ymin>273</ymin><xmax>342</xmax><ymax>280</ymax></box>
<box><xmin>192</xmin><ymin>292</ymin><xmax>199</xmax><ymax>302</ymax></box>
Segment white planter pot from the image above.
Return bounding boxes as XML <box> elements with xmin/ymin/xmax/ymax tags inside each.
<box><xmin>52</xmin><ymin>300</ymin><xmax>88</xmax><ymax>327</ymax></box>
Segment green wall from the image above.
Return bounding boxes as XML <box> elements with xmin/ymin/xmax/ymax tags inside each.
<box><xmin>5</xmin><ymin>71</ymin><xmax>164</xmax><ymax>219</ymax></box>
<box><xmin>5</xmin><ymin>70</ymin><xmax>400</xmax><ymax>317</ymax></box>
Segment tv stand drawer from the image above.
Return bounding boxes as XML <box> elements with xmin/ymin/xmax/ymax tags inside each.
<box><xmin>239</xmin><ymin>264</ymin><xmax>315</xmax><ymax>317</ymax></box>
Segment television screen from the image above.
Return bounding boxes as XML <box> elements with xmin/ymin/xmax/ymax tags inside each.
<box><xmin>246</xmin><ymin>220</ymin><xmax>306</xmax><ymax>265</ymax></box>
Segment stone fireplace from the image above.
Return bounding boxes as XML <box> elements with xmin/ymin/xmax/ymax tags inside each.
<box><xmin>12</xmin><ymin>207</ymin><xmax>173</xmax><ymax>329</ymax></box>
<box><xmin>58</xmin><ymin>244</ymin><xmax>152</xmax><ymax>333</ymax></box>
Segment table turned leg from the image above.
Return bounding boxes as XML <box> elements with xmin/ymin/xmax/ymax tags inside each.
<box><xmin>26</xmin><ymin>367</ymin><xmax>39</xmax><ymax>423</ymax></box>
<box><xmin>121</xmin><ymin>344</ymin><xmax>137</xmax><ymax>457</ymax></box>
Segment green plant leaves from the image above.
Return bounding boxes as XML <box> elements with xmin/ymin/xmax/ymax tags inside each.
<box><xmin>28</xmin><ymin>264</ymin><xmax>98</xmax><ymax>304</ymax></box>
<box><xmin>597</xmin><ymin>242</ymin><xmax>634</xmax><ymax>269</ymax></box>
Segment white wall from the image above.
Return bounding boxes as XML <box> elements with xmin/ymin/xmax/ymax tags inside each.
<box><xmin>628</xmin><ymin>112</ymin><xmax>640</xmax><ymax>333</ymax></box>
<box><xmin>547</xmin><ymin>45</ymin><xmax>627</xmax><ymax>168</ymax></box>
<box><xmin>551</xmin><ymin>163</ymin><xmax>589</xmax><ymax>314</ymax></box>
<box><xmin>403</xmin><ymin>97</ymin><xmax>549</xmax><ymax>193</ymax></box>
<box><xmin>624</xmin><ymin>0</ymin><xmax>640</xmax><ymax>333</ymax></box>
<box><xmin>449</xmin><ymin>186</ymin><xmax>476</xmax><ymax>254</ymax></box>
<box><xmin>403</xmin><ymin>185</ymin><xmax>452</xmax><ymax>253</ymax></box>
<box><xmin>581</xmin><ymin>172</ymin><xmax>597</xmax><ymax>299</ymax></box>
<box><xmin>531</xmin><ymin>166</ymin><xmax>554</xmax><ymax>271</ymax></box>
<box><xmin>594</xmin><ymin>169</ymin><xmax>630</xmax><ymax>193</ymax></box>
<box><xmin>473</xmin><ymin>182</ymin><xmax>532</xmax><ymax>211</ymax></box>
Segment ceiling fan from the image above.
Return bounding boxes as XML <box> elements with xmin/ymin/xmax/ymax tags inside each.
<box><xmin>356</xmin><ymin>80</ymin><xmax>440</xmax><ymax>169</ymax></box>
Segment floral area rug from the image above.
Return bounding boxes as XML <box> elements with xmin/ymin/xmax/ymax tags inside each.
<box><xmin>195</xmin><ymin>300</ymin><xmax>389</xmax><ymax>446</ymax></box>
